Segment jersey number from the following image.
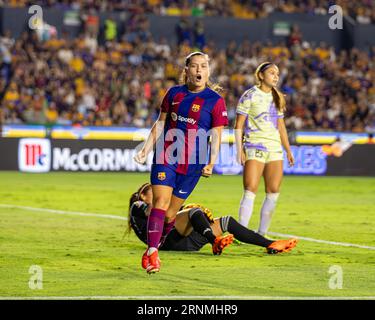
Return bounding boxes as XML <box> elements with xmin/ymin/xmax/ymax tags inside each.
<box><xmin>255</xmin><ymin>149</ymin><xmax>263</xmax><ymax>158</ymax></box>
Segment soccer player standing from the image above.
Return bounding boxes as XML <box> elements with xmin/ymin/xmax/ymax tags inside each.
<box><xmin>234</xmin><ymin>62</ymin><xmax>294</xmax><ymax>236</ymax></box>
<box><xmin>134</xmin><ymin>52</ymin><xmax>228</xmax><ymax>273</ymax></box>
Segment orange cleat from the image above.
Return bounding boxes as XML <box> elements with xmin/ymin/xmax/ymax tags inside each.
<box><xmin>267</xmin><ymin>238</ymin><xmax>298</xmax><ymax>254</ymax></box>
<box><xmin>141</xmin><ymin>250</ymin><xmax>149</xmax><ymax>269</ymax></box>
<box><xmin>146</xmin><ymin>250</ymin><xmax>161</xmax><ymax>274</ymax></box>
<box><xmin>212</xmin><ymin>234</ymin><xmax>234</xmax><ymax>255</ymax></box>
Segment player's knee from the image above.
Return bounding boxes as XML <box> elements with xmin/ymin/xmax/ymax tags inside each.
<box><xmin>153</xmin><ymin>197</ymin><xmax>170</xmax><ymax>210</ymax></box>
<box><xmin>188</xmin><ymin>207</ymin><xmax>202</xmax><ymax>219</ymax></box>
<box><xmin>265</xmin><ymin>186</ymin><xmax>280</xmax><ymax>194</ymax></box>
<box><xmin>164</xmin><ymin>215</ymin><xmax>175</xmax><ymax>223</ymax></box>
<box><xmin>244</xmin><ymin>185</ymin><xmax>258</xmax><ymax>193</ymax></box>
<box><xmin>219</xmin><ymin>215</ymin><xmax>233</xmax><ymax>233</ymax></box>
<box><xmin>164</xmin><ymin>210</ymin><xmax>177</xmax><ymax>221</ymax></box>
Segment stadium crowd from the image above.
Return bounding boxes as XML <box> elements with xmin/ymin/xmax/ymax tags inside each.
<box><xmin>0</xmin><ymin>11</ymin><xmax>374</xmax><ymax>133</ymax></box>
<box><xmin>0</xmin><ymin>0</ymin><xmax>374</xmax><ymax>24</ymax></box>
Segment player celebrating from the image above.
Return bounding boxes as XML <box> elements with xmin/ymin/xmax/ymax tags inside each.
<box><xmin>127</xmin><ymin>183</ymin><xmax>298</xmax><ymax>257</ymax></box>
<box><xmin>234</xmin><ymin>62</ymin><xmax>294</xmax><ymax>236</ymax></box>
<box><xmin>134</xmin><ymin>52</ymin><xmax>228</xmax><ymax>274</ymax></box>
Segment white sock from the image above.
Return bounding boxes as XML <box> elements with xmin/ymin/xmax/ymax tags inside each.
<box><xmin>147</xmin><ymin>247</ymin><xmax>157</xmax><ymax>256</ymax></box>
<box><xmin>238</xmin><ymin>190</ymin><xmax>256</xmax><ymax>227</ymax></box>
<box><xmin>258</xmin><ymin>193</ymin><xmax>280</xmax><ymax>235</ymax></box>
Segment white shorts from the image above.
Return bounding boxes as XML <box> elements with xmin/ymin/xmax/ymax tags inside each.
<box><xmin>245</xmin><ymin>148</ymin><xmax>284</xmax><ymax>164</ymax></box>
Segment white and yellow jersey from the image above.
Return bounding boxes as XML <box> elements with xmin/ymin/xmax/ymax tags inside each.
<box><xmin>236</xmin><ymin>85</ymin><xmax>284</xmax><ymax>152</ymax></box>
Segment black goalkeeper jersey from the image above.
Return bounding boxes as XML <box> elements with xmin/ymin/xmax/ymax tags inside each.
<box><xmin>130</xmin><ymin>201</ymin><xmax>209</xmax><ymax>251</ymax></box>
<box><xmin>129</xmin><ymin>201</ymin><xmax>149</xmax><ymax>245</ymax></box>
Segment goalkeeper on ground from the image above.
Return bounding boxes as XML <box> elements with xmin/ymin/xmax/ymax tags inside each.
<box><xmin>126</xmin><ymin>183</ymin><xmax>298</xmax><ymax>265</ymax></box>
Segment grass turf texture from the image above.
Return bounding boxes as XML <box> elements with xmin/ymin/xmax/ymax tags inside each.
<box><xmin>0</xmin><ymin>171</ymin><xmax>374</xmax><ymax>298</ymax></box>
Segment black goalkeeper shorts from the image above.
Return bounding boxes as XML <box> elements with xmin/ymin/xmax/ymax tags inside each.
<box><xmin>160</xmin><ymin>228</ymin><xmax>209</xmax><ymax>252</ymax></box>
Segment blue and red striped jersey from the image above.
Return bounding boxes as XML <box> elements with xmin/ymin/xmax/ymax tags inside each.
<box><xmin>153</xmin><ymin>84</ymin><xmax>228</xmax><ymax>176</ymax></box>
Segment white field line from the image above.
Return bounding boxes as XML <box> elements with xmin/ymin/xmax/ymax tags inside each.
<box><xmin>0</xmin><ymin>295</ymin><xmax>374</xmax><ymax>300</ymax></box>
<box><xmin>268</xmin><ymin>232</ymin><xmax>375</xmax><ymax>251</ymax></box>
<box><xmin>0</xmin><ymin>204</ymin><xmax>126</xmax><ymax>221</ymax></box>
<box><xmin>1</xmin><ymin>203</ymin><xmax>375</xmax><ymax>251</ymax></box>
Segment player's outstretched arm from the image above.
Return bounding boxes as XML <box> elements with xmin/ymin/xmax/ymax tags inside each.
<box><xmin>202</xmin><ymin>126</ymin><xmax>223</xmax><ymax>177</ymax></box>
<box><xmin>134</xmin><ymin>112</ymin><xmax>167</xmax><ymax>164</ymax></box>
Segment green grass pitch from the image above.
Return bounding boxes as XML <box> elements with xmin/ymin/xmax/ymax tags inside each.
<box><xmin>0</xmin><ymin>171</ymin><xmax>374</xmax><ymax>299</ymax></box>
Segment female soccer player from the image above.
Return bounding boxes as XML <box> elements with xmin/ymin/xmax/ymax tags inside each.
<box><xmin>234</xmin><ymin>62</ymin><xmax>295</xmax><ymax>236</ymax></box>
<box><xmin>134</xmin><ymin>52</ymin><xmax>228</xmax><ymax>273</ymax></box>
<box><xmin>127</xmin><ymin>183</ymin><xmax>298</xmax><ymax>261</ymax></box>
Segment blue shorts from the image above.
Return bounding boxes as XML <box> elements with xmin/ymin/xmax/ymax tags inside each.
<box><xmin>150</xmin><ymin>164</ymin><xmax>201</xmax><ymax>200</ymax></box>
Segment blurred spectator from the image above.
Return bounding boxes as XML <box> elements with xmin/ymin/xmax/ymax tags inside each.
<box><xmin>176</xmin><ymin>18</ymin><xmax>192</xmax><ymax>46</ymax></box>
<box><xmin>193</xmin><ymin>19</ymin><xmax>205</xmax><ymax>50</ymax></box>
<box><xmin>104</xmin><ymin>16</ymin><xmax>118</xmax><ymax>42</ymax></box>
<box><xmin>45</xmin><ymin>101</ymin><xmax>59</xmax><ymax>124</ymax></box>
<box><xmin>0</xmin><ymin>102</ymin><xmax>3</xmax><ymax>131</ymax></box>
<box><xmin>0</xmin><ymin>30</ymin><xmax>14</xmax><ymax>82</ymax></box>
<box><xmin>81</xmin><ymin>8</ymin><xmax>100</xmax><ymax>38</ymax></box>
<box><xmin>288</xmin><ymin>24</ymin><xmax>303</xmax><ymax>59</ymax></box>
<box><xmin>34</xmin><ymin>17</ymin><xmax>58</xmax><ymax>42</ymax></box>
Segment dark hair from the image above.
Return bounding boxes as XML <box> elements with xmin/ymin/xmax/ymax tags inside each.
<box><xmin>258</xmin><ymin>62</ymin><xmax>273</xmax><ymax>73</ymax></box>
<box><xmin>255</xmin><ymin>61</ymin><xmax>286</xmax><ymax>112</ymax></box>
<box><xmin>125</xmin><ymin>183</ymin><xmax>152</xmax><ymax>236</ymax></box>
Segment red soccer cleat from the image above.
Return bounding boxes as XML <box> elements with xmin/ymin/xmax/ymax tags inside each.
<box><xmin>141</xmin><ymin>249</ymin><xmax>148</xmax><ymax>269</ymax></box>
<box><xmin>212</xmin><ymin>234</ymin><xmax>234</xmax><ymax>255</ymax></box>
<box><xmin>266</xmin><ymin>238</ymin><xmax>298</xmax><ymax>254</ymax></box>
<box><xmin>146</xmin><ymin>250</ymin><xmax>161</xmax><ymax>274</ymax></box>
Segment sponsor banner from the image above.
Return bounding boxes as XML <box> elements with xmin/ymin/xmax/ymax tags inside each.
<box><xmin>213</xmin><ymin>144</ymin><xmax>329</xmax><ymax>175</ymax></box>
<box><xmin>18</xmin><ymin>138</ymin><xmax>51</xmax><ymax>173</ymax></box>
<box><xmin>0</xmin><ymin>137</ymin><xmax>19</xmax><ymax>170</ymax></box>
<box><xmin>0</xmin><ymin>138</ymin><xmax>151</xmax><ymax>173</ymax></box>
<box><xmin>51</xmin><ymin>140</ymin><xmax>151</xmax><ymax>172</ymax></box>
<box><xmin>0</xmin><ymin>138</ymin><xmax>374</xmax><ymax>176</ymax></box>
<box><xmin>213</xmin><ymin>143</ymin><xmax>375</xmax><ymax>176</ymax></box>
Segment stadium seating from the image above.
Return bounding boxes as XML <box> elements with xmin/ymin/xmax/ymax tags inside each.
<box><xmin>1</xmin><ymin>1</ymin><xmax>374</xmax><ymax>23</ymax></box>
<box><xmin>0</xmin><ymin>2</ymin><xmax>374</xmax><ymax>133</ymax></box>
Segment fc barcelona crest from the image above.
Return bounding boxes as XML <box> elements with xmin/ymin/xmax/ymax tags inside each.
<box><xmin>158</xmin><ymin>172</ymin><xmax>166</xmax><ymax>181</ymax></box>
<box><xmin>192</xmin><ymin>104</ymin><xmax>200</xmax><ymax>112</ymax></box>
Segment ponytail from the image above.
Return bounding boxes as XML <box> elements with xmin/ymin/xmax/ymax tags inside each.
<box><xmin>207</xmin><ymin>80</ymin><xmax>224</xmax><ymax>94</ymax></box>
<box><xmin>178</xmin><ymin>67</ymin><xmax>188</xmax><ymax>87</ymax></box>
<box><xmin>271</xmin><ymin>87</ymin><xmax>286</xmax><ymax>113</ymax></box>
<box><xmin>124</xmin><ymin>191</ymin><xmax>139</xmax><ymax>236</ymax></box>
<box><xmin>125</xmin><ymin>183</ymin><xmax>151</xmax><ymax>236</ymax></box>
